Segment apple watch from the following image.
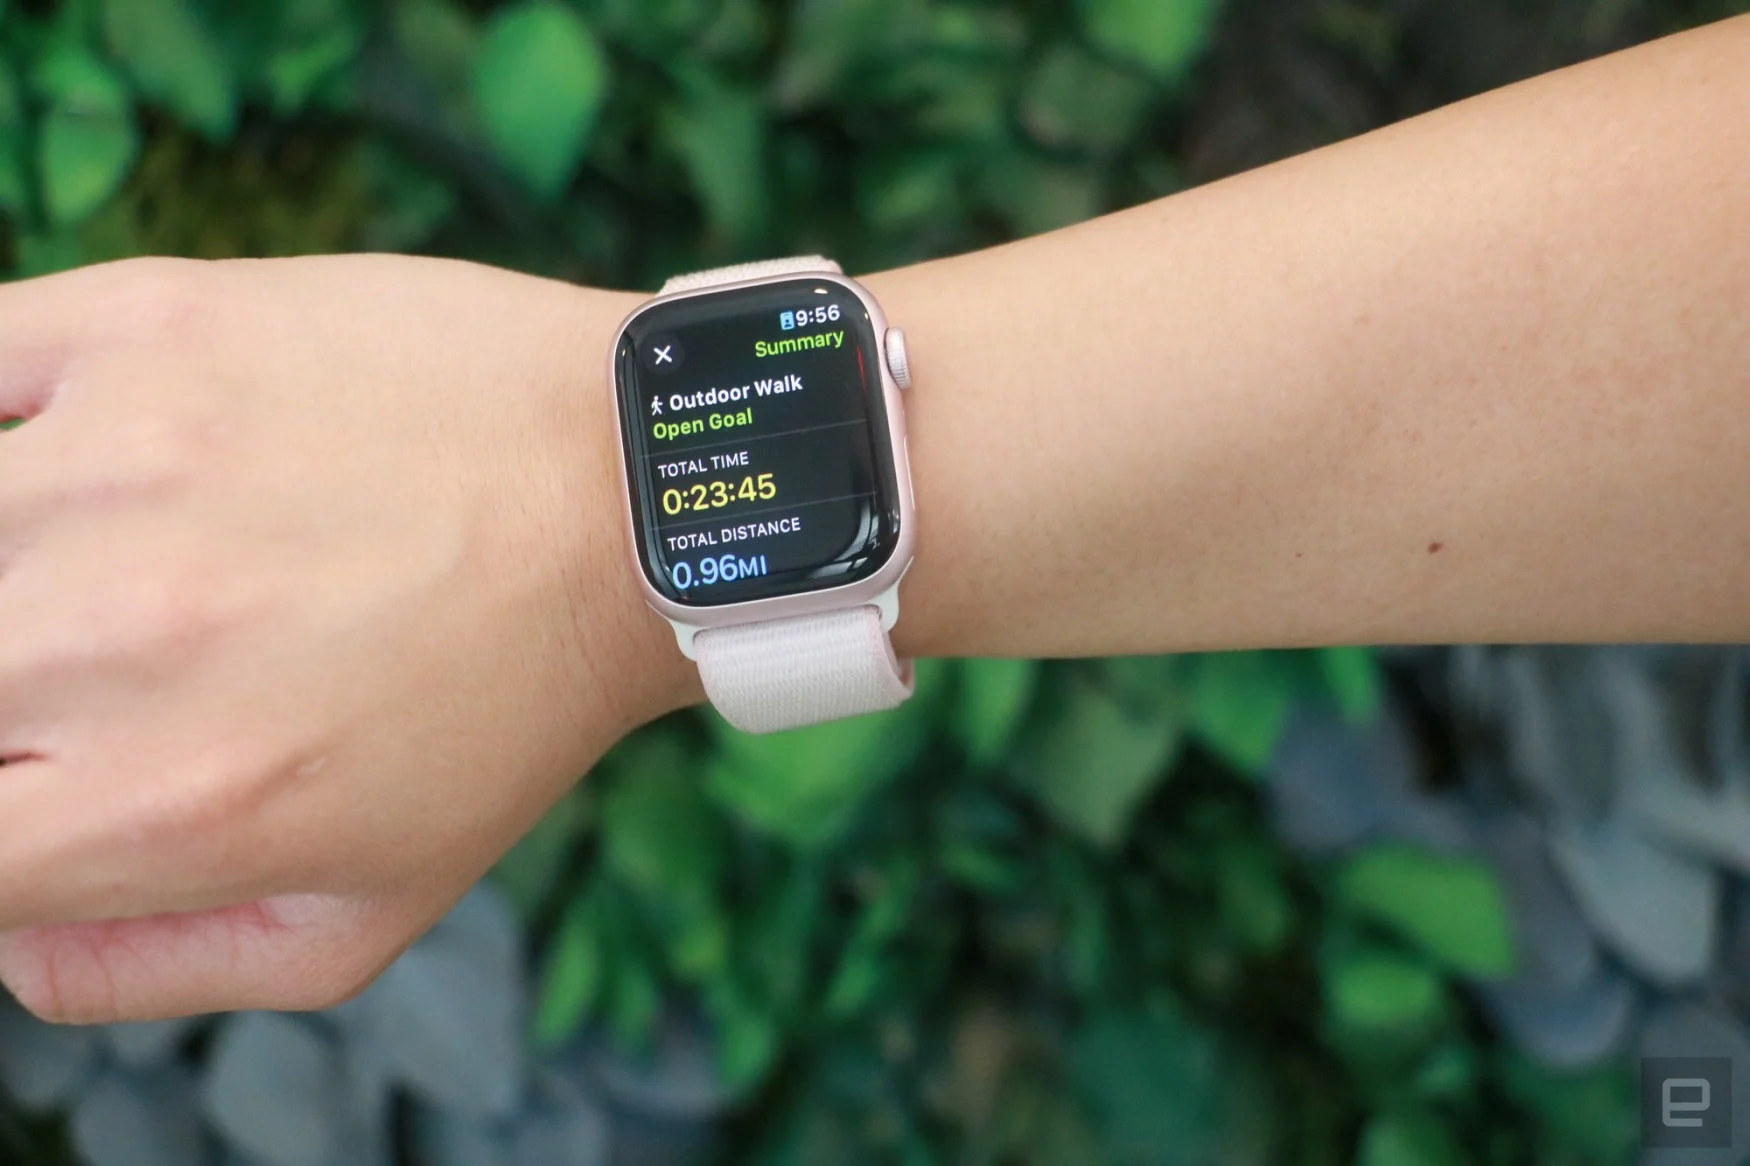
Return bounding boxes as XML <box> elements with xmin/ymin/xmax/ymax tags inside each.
<box><xmin>609</xmin><ymin>256</ymin><xmax>917</xmax><ymax>734</ymax></box>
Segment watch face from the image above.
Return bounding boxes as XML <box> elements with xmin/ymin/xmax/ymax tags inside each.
<box><xmin>614</xmin><ymin>277</ymin><xmax>904</xmax><ymax>608</ymax></box>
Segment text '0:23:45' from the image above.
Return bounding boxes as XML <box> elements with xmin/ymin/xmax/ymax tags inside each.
<box><xmin>662</xmin><ymin>473</ymin><xmax>777</xmax><ymax>515</ymax></box>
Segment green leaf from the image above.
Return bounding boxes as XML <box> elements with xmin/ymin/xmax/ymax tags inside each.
<box><xmin>210</xmin><ymin>0</ymin><xmax>365</xmax><ymax>114</ymax></box>
<box><xmin>1324</xmin><ymin>945</ymin><xmax>1446</xmax><ymax>1034</ymax></box>
<box><xmin>1336</xmin><ymin>845</ymin><xmax>1516</xmax><ymax>979</ymax></box>
<box><xmin>821</xmin><ymin>938</ymin><xmax>887</xmax><ymax>1018</ymax></box>
<box><xmin>770</xmin><ymin>0</ymin><xmax>897</xmax><ymax>109</ymax></box>
<box><xmin>392</xmin><ymin>0</ymin><xmax>480</xmax><ymax>100</ymax></box>
<box><xmin>532</xmin><ymin>893</ymin><xmax>605</xmax><ymax>1048</ymax></box>
<box><xmin>601</xmin><ymin>738</ymin><xmax>723</xmax><ymax>907</ymax></box>
<box><xmin>823</xmin><ymin>858</ymin><xmax>918</xmax><ymax>1018</ymax></box>
<box><xmin>1188</xmin><ymin>651</ymin><xmax>1296</xmax><ymax>776</ymax></box>
<box><xmin>705</xmin><ymin>660</ymin><xmax>943</xmax><ymax>849</ymax></box>
<box><xmin>606</xmin><ymin>948</ymin><xmax>662</xmax><ymax>1051</ymax></box>
<box><xmin>1410</xmin><ymin>1043</ymin><xmax>1477</xmax><ymax>1102</ymax></box>
<box><xmin>952</xmin><ymin>658</ymin><xmax>1038</xmax><ymax>765</ymax></box>
<box><xmin>1071</xmin><ymin>1007</ymin><xmax>1225</xmax><ymax>1165</ymax></box>
<box><xmin>665</xmin><ymin>76</ymin><xmax>766</xmax><ymax>245</ymax></box>
<box><xmin>1011</xmin><ymin>672</ymin><xmax>1181</xmax><ymax>847</ymax></box>
<box><xmin>939</xmin><ymin>840</ymin><xmax>1023</xmax><ymax>894</ymax></box>
<box><xmin>739</xmin><ymin>862</ymin><xmax>824</xmax><ymax>1021</ymax></box>
<box><xmin>1318</xmin><ymin>646</ymin><xmax>1383</xmax><ymax>723</ymax></box>
<box><xmin>978</xmin><ymin>150</ymin><xmax>1105</xmax><ymax>238</ymax></box>
<box><xmin>706</xmin><ymin>982</ymin><xmax>781</xmax><ymax>1091</ymax></box>
<box><xmin>13</xmin><ymin>230</ymin><xmax>83</xmax><ymax>278</ymax></box>
<box><xmin>1019</xmin><ymin>44</ymin><xmax>1156</xmax><ymax>155</ymax></box>
<box><xmin>101</xmin><ymin>0</ymin><xmax>236</xmax><ymax>140</ymax></box>
<box><xmin>1077</xmin><ymin>0</ymin><xmax>1223</xmax><ymax>83</ymax></box>
<box><xmin>1217</xmin><ymin>842</ymin><xmax>1292</xmax><ymax>955</ymax></box>
<box><xmin>1356</xmin><ymin>1111</ymin><xmax>1466</xmax><ymax>1166</ymax></box>
<box><xmin>0</xmin><ymin>58</ymin><xmax>28</xmax><ymax>219</ymax></box>
<box><xmin>857</xmin><ymin>148</ymin><xmax>962</xmax><ymax>237</ymax></box>
<box><xmin>472</xmin><ymin>0</ymin><xmax>609</xmax><ymax>199</ymax></box>
<box><xmin>489</xmin><ymin>788</ymin><xmax>592</xmax><ymax>923</ymax></box>
<box><xmin>266</xmin><ymin>0</ymin><xmax>364</xmax><ymax>112</ymax></box>
<box><xmin>1496</xmin><ymin>1053</ymin><xmax>1639</xmax><ymax>1164</ymax></box>
<box><xmin>33</xmin><ymin>48</ymin><xmax>136</xmax><ymax>228</ymax></box>
<box><xmin>0</xmin><ymin>419</ymin><xmax>24</xmax><ymax>432</ymax></box>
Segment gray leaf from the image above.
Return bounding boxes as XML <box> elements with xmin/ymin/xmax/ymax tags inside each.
<box><xmin>104</xmin><ymin>1017</ymin><xmax>202</xmax><ymax>1068</ymax></box>
<box><xmin>1478</xmin><ymin>812</ymin><xmax>1600</xmax><ymax>989</ymax></box>
<box><xmin>426</xmin><ymin>886</ymin><xmax>523</xmax><ymax>980</ymax></box>
<box><xmin>1376</xmin><ymin>787</ymin><xmax>1475</xmax><ymax>855</ymax></box>
<box><xmin>318</xmin><ymin>1039</ymin><xmax>396</xmax><ymax>1166</ymax></box>
<box><xmin>1709</xmin><ymin>889</ymin><xmax>1750</xmax><ymax>1020</ymax></box>
<box><xmin>410</xmin><ymin>1107</ymin><xmax>515</xmax><ymax>1166</ymax></box>
<box><xmin>1640</xmin><ymin>999</ymin><xmax>1750</xmax><ymax>1062</ymax></box>
<box><xmin>1264</xmin><ymin>710</ymin><xmax>1390</xmax><ymax>855</ymax></box>
<box><xmin>1550</xmin><ymin>816</ymin><xmax>1718</xmax><ymax>987</ymax></box>
<box><xmin>587</xmin><ymin>1014</ymin><xmax>733</xmax><ymax>1121</ymax></box>
<box><xmin>1494</xmin><ymin>648</ymin><xmax>1646</xmax><ymax>821</ymax></box>
<box><xmin>199</xmin><ymin>1013</ymin><xmax>345</xmax><ymax>1166</ymax></box>
<box><xmin>1477</xmin><ymin>969</ymin><xmax>1636</xmax><ymax>1069</ymax></box>
<box><xmin>1623</xmin><ymin>722</ymin><xmax>1750</xmax><ymax>875</ymax></box>
<box><xmin>0</xmin><ymin>996</ymin><xmax>100</xmax><ymax>1111</ymax></box>
<box><xmin>512</xmin><ymin>1067</ymin><xmax>610</xmax><ymax>1166</ymax></box>
<box><xmin>357</xmin><ymin>888</ymin><xmax>526</xmax><ymax>1117</ymax></box>
<box><xmin>1655</xmin><ymin>649</ymin><xmax>1747</xmax><ymax>790</ymax></box>
<box><xmin>72</xmin><ymin>1066</ymin><xmax>211</xmax><ymax>1166</ymax></box>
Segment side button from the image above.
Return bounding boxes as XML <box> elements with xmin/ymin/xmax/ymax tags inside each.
<box><xmin>885</xmin><ymin>327</ymin><xmax>912</xmax><ymax>390</ymax></box>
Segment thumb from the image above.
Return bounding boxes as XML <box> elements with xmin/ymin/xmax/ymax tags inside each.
<box><xmin>0</xmin><ymin>894</ymin><xmax>404</xmax><ymax>1025</ymax></box>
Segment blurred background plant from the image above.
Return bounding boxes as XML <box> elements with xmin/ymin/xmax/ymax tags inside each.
<box><xmin>2</xmin><ymin>1</ymin><xmax>1750</xmax><ymax>1164</ymax></box>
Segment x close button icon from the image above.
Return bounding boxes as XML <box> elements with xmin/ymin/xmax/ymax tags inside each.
<box><xmin>642</xmin><ymin>333</ymin><xmax>684</xmax><ymax>374</ymax></box>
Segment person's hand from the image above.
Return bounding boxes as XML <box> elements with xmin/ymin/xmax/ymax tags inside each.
<box><xmin>0</xmin><ymin>255</ymin><xmax>693</xmax><ymax>1024</ymax></box>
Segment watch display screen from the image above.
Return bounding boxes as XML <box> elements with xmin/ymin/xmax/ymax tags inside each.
<box><xmin>615</xmin><ymin>278</ymin><xmax>903</xmax><ymax>607</ymax></box>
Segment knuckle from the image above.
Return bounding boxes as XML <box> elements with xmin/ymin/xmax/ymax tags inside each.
<box><xmin>142</xmin><ymin>750</ymin><xmax>276</xmax><ymax>846</ymax></box>
<box><xmin>107</xmin><ymin>408</ymin><xmax>213</xmax><ymax>493</ymax></box>
<box><xmin>105</xmin><ymin>564</ymin><xmax>239</xmax><ymax>662</ymax></box>
<box><xmin>98</xmin><ymin>258</ymin><xmax>218</xmax><ymax>349</ymax></box>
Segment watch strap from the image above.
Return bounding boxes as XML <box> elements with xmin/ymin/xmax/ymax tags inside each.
<box><xmin>660</xmin><ymin>255</ymin><xmax>842</xmax><ymax>295</ymax></box>
<box><xmin>695</xmin><ymin>606</ymin><xmax>913</xmax><ymax>735</ymax></box>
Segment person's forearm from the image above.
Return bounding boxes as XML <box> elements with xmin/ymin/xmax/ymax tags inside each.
<box><xmin>872</xmin><ymin>15</ymin><xmax>1750</xmax><ymax>659</ymax></box>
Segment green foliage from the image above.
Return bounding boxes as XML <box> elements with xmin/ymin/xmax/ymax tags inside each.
<box><xmin>1070</xmin><ymin>1007</ymin><xmax>1227</xmax><ymax>1164</ymax></box>
<box><xmin>100</xmin><ymin>0</ymin><xmax>235</xmax><ymax>140</ymax></box>
<box><xmin>33</xmin><ymin>43</ymin><xmax>135</xmax><ymax>226</ymax></box>
<box><xmin>1336</xmin><ymin>845</ymin><xmax>1517</xmax><ymax>979</ymax></box>
<box><xmin>951</xmin><ymin>657</ymin><xmax>1039</xmax><ymax>766</ymax></box>
<box><xmin>1357</xmin><ymin>1110</ymin><xmax>1468</xmax><ymax>1166</ymax></box>
<box><xmin>1010</xmin><ymin>668</ymin><xmax>1184</xmax><ymax>847</ymax></box>
<box><xmin>472</xmin><ymin>1</ymin><xmax>608</xmax><ymax>199</ymax></box>
<box><xmin>533</xmin><ymin>892</ymin><xmax>606</xmax><ymax>1049</ymax></box>
<box><xmin>1078</xmin><ymin>0</ymin><xmax>1224</xmax><ymax>82</ymax></box>
<box><xmin>1324</xmin><ymin>943</ymin><xmax>1449</xmax><ymax>1036</ymax></box>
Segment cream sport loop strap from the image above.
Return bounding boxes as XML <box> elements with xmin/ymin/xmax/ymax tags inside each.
<box><xmin>659</xmin><ymin>255</ymin><xmax>844</xmax><ymax>294</ymax></box>
<box><xmin>663</xmin><ymin>256</ymin><xmax>913</xmax><ymax>735</ymax></box>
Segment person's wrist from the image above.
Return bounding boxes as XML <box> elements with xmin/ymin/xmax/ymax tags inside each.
<box><xmin>861</xmin><ymin>261</ymin><xmax>981</xmax><ymax>662</ymax></box>
<box><xmin>519</xmin><ymin>277</ymin><xmax>702</xmax><ymax>743</ymax></box>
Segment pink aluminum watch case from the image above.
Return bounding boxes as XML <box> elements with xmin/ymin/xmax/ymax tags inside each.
<box><xmin>607</xmin><ymin>270</ymin><xmax>916</xmax><ymax>645</ymax></box>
